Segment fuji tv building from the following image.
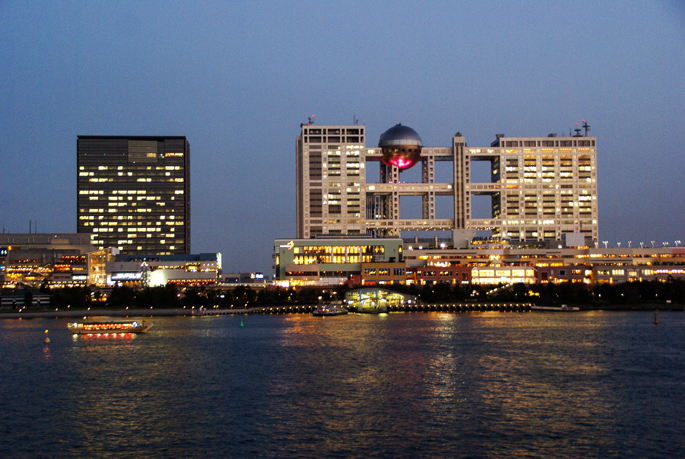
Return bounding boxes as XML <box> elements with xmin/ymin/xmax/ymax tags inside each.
<box><xmin>274</xmin><ymin>122</ymin><xmax>684</xmax><ymax>286</ymax></box>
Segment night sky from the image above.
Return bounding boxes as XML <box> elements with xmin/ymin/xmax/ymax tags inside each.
<box><xmin>1</xmin><ymin>1</ymin><xmax>684</xmax><ymax>275</ymax></box>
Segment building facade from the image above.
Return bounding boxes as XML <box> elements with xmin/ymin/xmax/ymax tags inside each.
<box><xmin>296</xmin><ymin>124</ymin><xmax>597</xmax><ymax>247</ymax></box>
<box><xmin>77</xmin><ymin>136</ymin><xmax>191</xmax><ymax>255</ymax></box>
<box><xmin>403</xmin><ymin>240</ymin><xmax>685</xmax><ymax>285</ymax></box>
<box><xmin>105</xmin><ymin>253</ymin><xmax>221</xmax><ymax>287</ymax></box>
<box><xmin>296</xmin><ymin>125</ymin><xmax>367</xmax><ymax>238</ymax></box>
<box><xmin>462</xmin><ymin>133</ymin><xmax>597</xmax><ymax>244</ymax></box>
<box><xmin>0</xmin><ymin>233</ymin><xmax>97</xmax><ymax>288</ymax></box>
<box><xmin>274</xmin><ymin>234</ymin><xmax>685</xmax><ymax>286</ymax></box>
<box><xmin>273</xmin><ymin>236</ymin><xmax>403</xmax><ymax>286</ymax></box>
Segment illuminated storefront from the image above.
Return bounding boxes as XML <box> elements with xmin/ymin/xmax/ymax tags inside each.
<box><xmin>105</xmin><ymin>253</ymin><xmax>221</xmax><ymax>287</ymax></box>
<box><xmin>345</xmin><ymin>287</ymin><xmax>417</xmax><ymax>312</ymax></box>
<box><xmin>0</xmin><ymin>233</ymin><xmax>96</xmax><ymax>288</ymax></box>
<box><xmin>273</xmin><ymin>237</ymin><xmax>403</xmax><ymax>286</ymax></box>
<box><xmin>404</xmin><ymin>242</ymin><xmax>685</xmax><ymax>285</ymax></box>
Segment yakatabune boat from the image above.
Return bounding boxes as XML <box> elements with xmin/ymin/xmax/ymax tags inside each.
<box><xmin>67</xmin><ymin>320</ymin><xmax>153</xmax><ymax>334</ymax></box>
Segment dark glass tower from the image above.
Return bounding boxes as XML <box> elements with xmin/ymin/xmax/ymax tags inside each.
<box><xmin>77</xmin><ymin>136</ymin><xmax>190</xmax><ymax>255</ymax></box>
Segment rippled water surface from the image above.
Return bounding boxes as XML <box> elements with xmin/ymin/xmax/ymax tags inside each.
<box><xmin>1</xmin><ymin>311</ymin><xmax>684</xmax><ymax>458</ymax></box>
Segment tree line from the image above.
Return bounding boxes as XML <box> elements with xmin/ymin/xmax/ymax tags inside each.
<box><xmin>5</xmin><ymin>278</ymin><xmax>684</xmax><ymax>310</ymax></box>
<box><xmin>378</xmin><ymin>277</ymin><xmax>685</xmax><ymax>307</ymax></box>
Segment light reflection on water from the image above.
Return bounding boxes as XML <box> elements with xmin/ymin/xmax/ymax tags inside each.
<box><xmin>1</xmin><ymin>311</ymin><xmax>684</xmax><ymax>458</ymax></box>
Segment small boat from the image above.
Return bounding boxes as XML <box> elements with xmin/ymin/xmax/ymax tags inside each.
<box><xmin>312</xmin><ymin>304</ymin><xmax>348</xmax><ymax>316</ymax></box>
<box><xmin>67</xmin><ymin>320</ymin><xmax>153</xmax><ymax>334</ymax></box>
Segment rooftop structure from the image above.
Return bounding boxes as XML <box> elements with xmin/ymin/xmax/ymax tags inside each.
<box><xmin>378</xmin><ymin>123</ymin><xmax>423</xmax><ymax>170</ymax></box>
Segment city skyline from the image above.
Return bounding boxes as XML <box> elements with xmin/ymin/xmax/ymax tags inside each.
<box><xmin>1</xmin><ymin>1</ymin><xmax>683</xmax><ymax>275</ymax></box>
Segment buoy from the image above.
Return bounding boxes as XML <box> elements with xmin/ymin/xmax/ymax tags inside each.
<box><xmin>44</xmin><ymin>329</ymin><xmax>50</xmax><ymax>344</ymax></box>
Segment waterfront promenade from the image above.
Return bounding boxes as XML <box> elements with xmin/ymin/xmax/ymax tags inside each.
<box><xmin>1</xmin><ymin>301</ymin><xmax>681</xmax><ymax>319</ymax></box>
<box><xmin>0</xmin><ymin>307</ymin><xmax>246</xmax><ymax>319</ymax></box>
<box><xmin>0</xmin><ymin>303</ymin><xmax>534</xmax><ymax>319</ymax></box>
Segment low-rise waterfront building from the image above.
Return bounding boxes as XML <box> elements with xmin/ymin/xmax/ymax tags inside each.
<box><xmin>344</xmin><ymin>287</ymin><xmax>418</xmax><ymax>311</ymax></box>
<box><xmin>273</xmin><ymin>236</ymin><xmax>403</xmax><ymax>287</ymax></box>
<box><xmin>273</xmin><ymin>233</ymin><xmax>685</xmax><ymax>287</ymax></box>
<box><xmin>0</xmin><ymin>233</ymin><xmax>97</xmax><ymax>288</ymax></box>
<box><xmin>105</xmin><ymin>253</ymin><xmax>222</xmax><ymax>287</ymax></box>
<box><xmin>405</xmin><ymin>238</ymin><xmax>685</xmax><ymax>285</ymax></box>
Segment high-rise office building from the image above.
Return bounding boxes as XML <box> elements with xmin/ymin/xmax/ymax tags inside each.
<box><xmin>296</xmin><ymin>125</ymin><xmax>367</xmax><ymax>238</ymax></box>
<box><xmin>296</xmin><ymin>123</ymin><xmax>598</xmax><ymax>246</ymax></box>
<box><xmin>77</xmin><ymin>136</ymin><xmax>190</xmax><ymax>255</ymax></box>
<box><xmin>460</xmin><ymin>132</ymin><xmax>598</xmax><ymax>244</ymax></box>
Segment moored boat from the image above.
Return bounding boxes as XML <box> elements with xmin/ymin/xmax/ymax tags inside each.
<box><xmin>312</xmin><ymin>304</ymin><xmax>348</xmax><ymax>316</ymax></box>
<box><xmin>67</xmin><ymin>320</ymin><xmax>153</xmax><ymax>334</ymax></box>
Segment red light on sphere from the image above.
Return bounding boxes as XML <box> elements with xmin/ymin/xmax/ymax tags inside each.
<box><xmin>382</xmin><ymin>147</ymin><xmax>422</xmax><ymax>170</ymax></box>
<box><xmin>379</xmin><ymin>124</ymin><xmax>423</xmax><ymax>171</ymax></box>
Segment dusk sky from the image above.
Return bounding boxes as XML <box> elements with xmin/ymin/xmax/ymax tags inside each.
<box><xmin>1</xmin><ymin>1</ymin><xmax>684</xmax><ymax>275</ymax></box>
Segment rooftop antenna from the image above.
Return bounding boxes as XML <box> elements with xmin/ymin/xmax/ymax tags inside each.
<box><xmin>300</xmin><ymin>115</ymin><xmax>315</xmax><ymax>128</ymax></box>
<box><xmin>353</xmin><ymin>115</ymin><xmax>359</xmax><ymax>125</ymax></box>
<box><xmin>29</xmin><ymin>219</ymin><xmax>31</xmax><ymax>234</ymax></box>
<box><xmin>574</xmin><ymin>122</ymin><xmax>582</xmax><ymax>137</ymax></box>
<box><xmin>582</xmin><ymin>119</ymin><xmax>590</xmax><ymax>137</ymax></box>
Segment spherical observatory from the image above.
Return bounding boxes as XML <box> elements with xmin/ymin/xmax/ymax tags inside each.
<box><xmin>378</xmin><ymin>123</ymin><xmax>423</xmax><ymax>170</ymax></box>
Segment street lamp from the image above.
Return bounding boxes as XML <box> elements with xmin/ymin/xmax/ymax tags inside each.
<box><xmin>603</xmin><ymin>241</ymin><xmax>608</xmax><ymax>249</ymax></box>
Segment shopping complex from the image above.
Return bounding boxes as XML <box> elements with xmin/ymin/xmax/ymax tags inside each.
<box><xmin>273</xmin><ymin>235</ymin><xmax>685</xmax><ymax>287</ymax></box>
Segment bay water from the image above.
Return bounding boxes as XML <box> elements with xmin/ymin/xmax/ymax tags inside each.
<box><xmin>1</xmin><ymin>311</ymin><xmax>683</xmax><ymax>458</ymax></box>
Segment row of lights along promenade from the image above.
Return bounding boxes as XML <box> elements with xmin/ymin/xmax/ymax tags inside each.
<box><xmin>2</xmin><ymin>303</ymin><xmax>535</xmax><ymax>319</ymax></box>
<box><xmin>203</xmin><ymin>303</ymin><xmax>536</xmax><ymax>315</ymax></box>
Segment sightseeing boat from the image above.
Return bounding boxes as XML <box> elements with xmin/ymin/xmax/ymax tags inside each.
<box><xmin>67</xmin><ymin>320</ymin><xmax>153</xmax><ymax>335</ymax></box>
<box><xmin>312</xmin><ymin>304</ymin><xmax>348</xmax><ymax>316</ymax></box>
